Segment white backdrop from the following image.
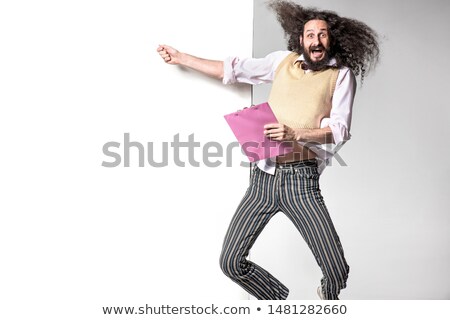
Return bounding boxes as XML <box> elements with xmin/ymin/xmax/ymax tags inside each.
<box><xmin>252</xmin><ymin>0</ymin><xmax>450</xmax><ymax>300</ymax></box>
<box><xmin>0</xmin><ymin>1</ymin><xmax>254</xmax><ymax>319</ymax></box>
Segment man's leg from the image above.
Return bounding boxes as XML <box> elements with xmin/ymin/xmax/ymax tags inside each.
<box><xmin>278</xmin><ymin>165</ymin><xmax>350</xmax><ymax>300</ymax></box>
<box><xmin>219</xmin><ymin>167</ymin><xmax>289</xmax><ymax>300</ymax></box>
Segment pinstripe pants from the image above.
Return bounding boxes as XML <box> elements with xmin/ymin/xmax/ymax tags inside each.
<box><xmin>219</xmin><ymin>160</ymin><xmax>349</xmax><ymax>300</ymax></box>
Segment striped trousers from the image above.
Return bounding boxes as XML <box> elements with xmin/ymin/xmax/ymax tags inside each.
<box><xmin>219</xmin><ymin>160</ymin><xmax>349</xmax><ymax>300</ymax></box>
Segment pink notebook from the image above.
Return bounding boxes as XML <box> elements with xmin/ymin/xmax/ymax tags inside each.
<box><xmin>224</xmin><ymin>102</ymin><xmax>293</xmax><ymax>162</ymax></box>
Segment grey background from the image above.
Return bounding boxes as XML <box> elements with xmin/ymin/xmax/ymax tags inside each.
<box><xmin>252</xmin><ymin>0</ymin><xmax>450</xmax><ymax>299</ymax></box>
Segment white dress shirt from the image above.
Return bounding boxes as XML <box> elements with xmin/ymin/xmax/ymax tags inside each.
<box><xmin>223</xmin><ymin>51</ymin><xmax>357</xmax><ymax>174</ymax></box>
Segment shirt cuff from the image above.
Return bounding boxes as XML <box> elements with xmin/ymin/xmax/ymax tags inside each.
<box><xmin>328</xmin><ymin>121</ymin><xmax>351</xmax><ymax>145</ymax></box>
<box><xmin>320</xmin><ymin>117</ymin><xmax>351</xmax><ymax>145</ymax></box>
<box><xmin>222</xmin><ymin>56</ymin><xmax>237</xmax><ymax>85</ymax></box>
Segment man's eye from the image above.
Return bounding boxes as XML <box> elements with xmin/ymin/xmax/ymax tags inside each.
<box><xmin>307</xmin><ymin>34</ymin><xmax>314</xmax><ymax>38</ymax></box>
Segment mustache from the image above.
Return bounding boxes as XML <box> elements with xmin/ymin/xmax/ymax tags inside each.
<box><xmin>310</xmin><ymin>45</ymin><xmax>325</xmax><ymax>51</ymax></box>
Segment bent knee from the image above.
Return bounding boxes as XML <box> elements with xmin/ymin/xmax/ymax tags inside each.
<box><xmin>219</xmin><ymin>254</ymin><xmax>245</xmax><ymax>279</ymax></box>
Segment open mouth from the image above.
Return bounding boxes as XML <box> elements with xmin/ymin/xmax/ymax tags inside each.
<box><xmin>310</xmin><ymin>47</ymin><xmax>324</xmax><ymax>59</ymax></box>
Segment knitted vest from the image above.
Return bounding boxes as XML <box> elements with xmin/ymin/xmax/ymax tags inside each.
<box><xmin>268</xmin><ymin>52</ymin><xmax>339</xmax><ymax>129</ymax></box>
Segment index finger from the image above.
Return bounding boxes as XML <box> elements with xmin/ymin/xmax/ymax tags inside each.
<box><xmin>264</xmin><ymin>123</ymin><xmax>280</xmax><ymax>129</ymax></box>
<box><xmin>157</xmin><ymin>45</ymin><xmax>167</xmax><ymax>51</ymax></box>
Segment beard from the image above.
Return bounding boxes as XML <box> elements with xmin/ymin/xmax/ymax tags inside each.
<box><xmin>302</xmin><ymin>45</ymin><xmax>332</xmax><ymax>71</ymax></box>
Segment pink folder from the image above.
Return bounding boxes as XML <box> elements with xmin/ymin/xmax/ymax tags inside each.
<box><xmin>224</xmin><ymin>102</ymin><xmax>294</xmax><ymax>162</ymax></box>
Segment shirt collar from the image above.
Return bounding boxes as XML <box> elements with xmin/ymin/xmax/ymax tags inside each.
<box><xmin>295</xmin><ymin>54</ymin><xmax>337</xmax><ymax>67</ymax></box>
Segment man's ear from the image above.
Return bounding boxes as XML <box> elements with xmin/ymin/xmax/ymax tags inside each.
<box><xmin>299</xmin><ymin>35</ymin><xmax>303</xmax><ymax>46</ymax></box>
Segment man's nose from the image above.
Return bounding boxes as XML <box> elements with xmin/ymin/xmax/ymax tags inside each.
<box><xmin>311</xmin><ymin>35</ymin><xmax>319</xmax><ymax>46</ymax></box>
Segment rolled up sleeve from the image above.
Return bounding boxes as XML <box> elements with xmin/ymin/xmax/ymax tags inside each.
<box><xmin>322</xmin><ymin>67</ymin><xmax>357</xmax><ymax>146</ymax></box>
<box><xmin>222</xmin><ymin>56</ymin><xmax>238</xmax><ymax>85</ymax></box>
<box><xmin>222</xmin><ymin>51</ymin><xmax>290</xmax><ymax>85</ymax></box>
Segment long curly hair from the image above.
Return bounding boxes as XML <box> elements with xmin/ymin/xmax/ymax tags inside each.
<box><xmin>268</xmin><ymin>0</ymin><xmax>380</xmax><ymax>81</ymax></box>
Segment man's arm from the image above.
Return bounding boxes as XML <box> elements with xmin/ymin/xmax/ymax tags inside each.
<box><xmin>157</xmin><ymin>45</ymin><xmax>223</xmax><ymax>80</ymax></box>
<box><xmin>263</xmin><ymin>124</ymin><xmax>334</xmax><ymax>144</ymax></box>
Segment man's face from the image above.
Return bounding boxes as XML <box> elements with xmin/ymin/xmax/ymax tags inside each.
<box><xmin>300</xmin><ymin>19</ymin><xmax>331</xmax><ymax>68</ymax></box>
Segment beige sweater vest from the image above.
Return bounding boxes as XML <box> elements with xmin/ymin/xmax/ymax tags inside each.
<box><xmin>268</xmin><ymin>52</ymin><xmax>339</xmax><ymax>129</ymax></box>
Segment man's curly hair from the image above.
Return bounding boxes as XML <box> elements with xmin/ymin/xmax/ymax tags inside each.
<box><xmin>268</xmin><ymin>0</ymin><xmax>380</xmax><ymax>81</ymax></box>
